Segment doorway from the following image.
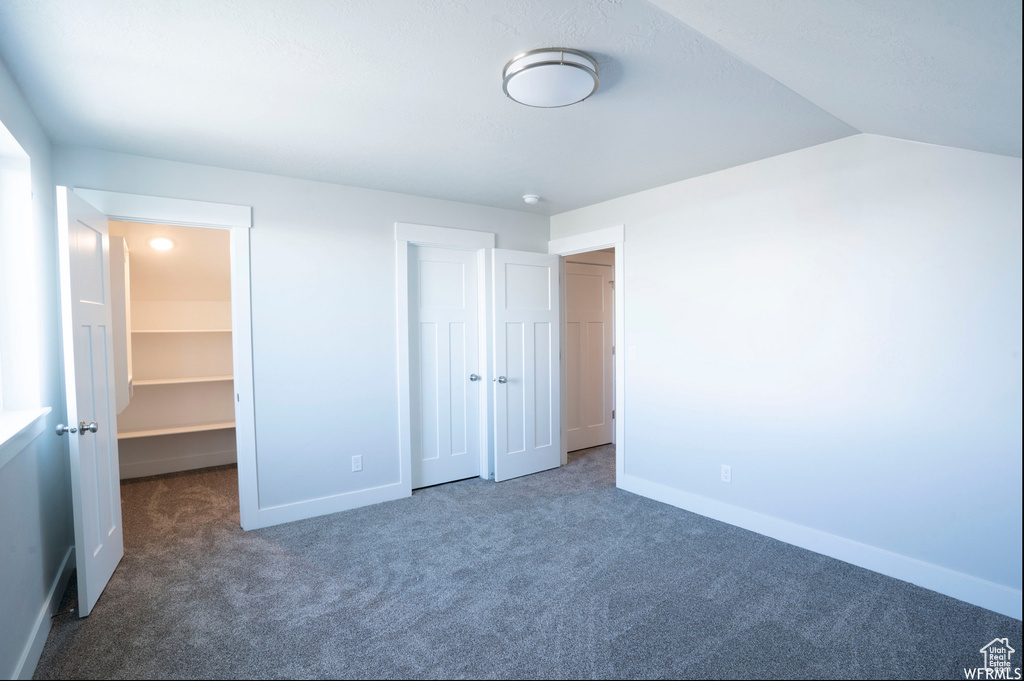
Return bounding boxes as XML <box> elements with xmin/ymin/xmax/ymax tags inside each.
<box><xmin>71</xmin><ymin>187</ymin><xmax>258</xmax><ymax>528</ymax></box>
<box><xmin>109</xmin><ymin>220</ymin><xmax>238</xmax><ymax>481</ymax></box>
<box><xmin>396</xmin><ymin>222</ymin><xmax>563</xmax><ymax>490</ymax></box>
<box><xmin>549</xmin><ymin>225</ymin><xmax>625</xmax><ymax>481</ymax></box>
<box><xmin>564</xmin><ymin>248</ymin><xmax>615</xmax><ymax>453</ymax></box>
<box><xmin>58</xmin><ymin>187</ymin><xmax>259</xmax><ymax>616</ymax></box>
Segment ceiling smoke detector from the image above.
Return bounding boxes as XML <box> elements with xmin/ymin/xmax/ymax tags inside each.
<box><xmin>503</xmin><ymin>48</ymin><xmax>599</xmax><ymax>108</ymax></box>
<box><xmin>522</xmin><ymin>194</ymin><xmax>540</xmax><ymax>205</ymax></box>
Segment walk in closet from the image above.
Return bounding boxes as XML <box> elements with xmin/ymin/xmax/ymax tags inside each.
<box><xmin>109</xmin><ymin>221</ymin><xmax>236</xmax><ymax>479</ymax></box>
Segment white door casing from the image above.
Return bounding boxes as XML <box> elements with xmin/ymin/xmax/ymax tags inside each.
<box><xmin>56</xmin><ymin>187</ymin><xmax>124</xmax><ymax>617</ymax></box>
<box><xmin>70</xmin><ymin>188</ymin><xmax>257</xmax><ymax>529</ymax></box>
<box><xmin>492</xmin><ymin>249</ymin><xmax>561</xmax><ymax>482</ymax></box>
<box><xmin>566</xmin><ymin>262</ymin><xmax>614</xmax><ymax>451</ymax></box>
<box><xmin>410</xmin><ymin>246</ymin><xmax>481</xmax><ymax>488</ymax></box>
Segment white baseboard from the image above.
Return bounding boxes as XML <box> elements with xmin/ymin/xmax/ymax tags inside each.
<box><xmin>618</xmin><ymin>473</ymin><xmax>1022</xmax><ymax>620</ymax></box>
<box><xmin>255</xmin><ymin>481</ymin><xmax>408</xmax><ymax>529</ymax></box>
<box><xmin>119</xmin><ymin>449</ymin><xmax>237</xmax><ymax>479</ymax></box>
<box><xmin>13</xmin><ymin>546</ymin><xmax>75</xmax><ymax>680</ymax></box>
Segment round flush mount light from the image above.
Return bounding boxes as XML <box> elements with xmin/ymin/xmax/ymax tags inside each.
<box><xmin>503</xmin><ymin>48</ymin><xmax>599</xmax><ymax>108</ymax></box>
<box><xmin>523</xmin><ymin>194</ymin><xmax>540</xmax><ymax>205</ymax></box>
<box><xmin>149</xmin><ymin>237</ymin><xmax>174</xmax><ymax>251</ymax></box>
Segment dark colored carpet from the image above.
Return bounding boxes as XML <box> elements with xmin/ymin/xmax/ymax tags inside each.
<box><xmin>34</xmin><ymin>446</ymin><xmax>1020</xmax><ymax>679</ymax></box>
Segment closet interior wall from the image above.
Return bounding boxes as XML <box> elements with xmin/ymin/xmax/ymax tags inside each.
<box><xmin>109</xmin><ymin>221</ymin><xmax>236</xmax><ymax>479</ymax></box>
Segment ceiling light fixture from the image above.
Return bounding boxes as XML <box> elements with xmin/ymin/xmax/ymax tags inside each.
<box><xmin>503</xmin><ymin>48</ymin><xmax>599</xmax><ymax>108</ymax></box>
<box><xmin>149</xmin><ymin>237</ymin><xmax>174</xmax><ymax>251</ymax></box>
<box><xmin>523</xmin><ymin>194</ymin><xmax>540</xmax><ymax>205</ymax></box>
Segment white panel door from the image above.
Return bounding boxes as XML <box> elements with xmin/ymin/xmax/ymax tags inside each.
<box><xmin>410</xmin><ymin>246</ymin><xmax>481</xmax><ymax>488</ymax></box>
<box><xmin>56</xmin><ymin>187</ymin><xmax>124</xmax><ymax>617</ymax></box>
<box><xmin>566</xmin><ymin>262</ymin><xmax>614</xmax><ymax>451</ymax></box>
<box><xmin>493</xmin><ymin>249</ymin><xmax>561</xmax><ymax>482</ymax></box>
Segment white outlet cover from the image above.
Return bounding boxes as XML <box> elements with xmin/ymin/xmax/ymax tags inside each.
<box><xmin>721</xmin><ymin>465</ymin><xmax>732</xmax><ymax>483</ymax></box>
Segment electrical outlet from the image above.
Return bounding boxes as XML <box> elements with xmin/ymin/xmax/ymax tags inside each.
<box><xmin>721</xmin><ymin>464</ymin><xmax>732</xmax><ymax>483</ymax></box>
<box><xmin>352</xmin><ymin>455</ymin><xmax>362</xmax><ymax>472</ymax></box>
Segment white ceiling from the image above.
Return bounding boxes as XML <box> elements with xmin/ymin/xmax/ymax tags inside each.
<box><xmin>648</xmin><ymin>0</ymin><xmax>1023</xmax><ymax>159</ymax></box>
<box><xmin>0</xmin><ymin>1</ymin><xmax>1018</xmax><ymax>215</ymax></box>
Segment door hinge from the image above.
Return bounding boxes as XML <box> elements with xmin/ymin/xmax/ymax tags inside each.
<box><xmin>612</xmin><ymin>409</ymin><xmax>615</xmax><ymax>419</ymax></box>
<box><xmin>612</xmin><ymin>345</ymin><xmax>615</xmax><ymax>355</ymax></box>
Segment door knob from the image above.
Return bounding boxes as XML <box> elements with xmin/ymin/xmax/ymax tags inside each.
<box><xmin>496</xmin><ymin>376</ymin><xmax>508</xmax><ymax>384</ymax></box>
<box><xmin>80</xmin><ymin>421</ymin><xmax>99</xmax><ymax>434</ymax></box>
<box><xmin>56</xmin><ymin>423</ymin><xmax>78</xmax><ymax>436</ymax></box>
<box><xmin>469</xmin><ymin>374</ymin><xmax>481</xmax><ymax>382</ymax></box>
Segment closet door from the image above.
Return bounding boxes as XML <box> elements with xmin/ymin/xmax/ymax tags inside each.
<box><xmin>492</xmin><ymin>249</ymin><xmax>561</xmax><ymax>482</ymax></box>
<box><xmin>410</xmin><ymin>246</ymin><xmax>481</xmax><ymax>488</ymax></box>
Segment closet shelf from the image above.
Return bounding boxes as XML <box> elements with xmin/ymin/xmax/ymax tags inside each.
<box><xmin>133</xmin><ymin>375</ymin><xmax>234</xmax><ymax>386</ymax></box>
<box><xmin>117</xmin><ymin>421</ymin><xmax>236</xmax><ymax>439</ymax></box>
<box><xmin>132</xmin><ymin>328</ymin><xmax>232</xmax><ymax>334</ymax></box>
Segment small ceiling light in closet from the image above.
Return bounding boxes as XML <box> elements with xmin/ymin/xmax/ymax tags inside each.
<box><xmin>149</xmin><ymin>237</ymin><xmax>174</xmax><ymax>251</ymax></box>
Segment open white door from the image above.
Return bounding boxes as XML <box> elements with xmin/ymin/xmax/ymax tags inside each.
<box><xmin>56</xmin><ymin>187</ymin><xmax>124</xmax><ymax>617</ymax></box>
<box><xmin>492</xmin><ymin>249</ymin><xmax>561</xmax><ymax>481</ymax></box>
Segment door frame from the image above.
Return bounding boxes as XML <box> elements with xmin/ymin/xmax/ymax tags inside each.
<box><xmin>549</xmin><ymin>225</ymin><xmax>625</xmax><ymax>481</ymax></box>
<box><xmin>71</xmin><ymin>188</ymin><xmax>258</xmax><ymax>529</ymax></box>
<box><xmin>395</xmin><ymin>222</ymin><xmax>495</xmax><ymax>493</ymax></box>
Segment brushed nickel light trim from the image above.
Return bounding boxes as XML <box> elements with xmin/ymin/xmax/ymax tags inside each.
<box><xmin>502</xmin><ymin>48</ymin><xmax>599</xmax><ymax>108</ymax></box>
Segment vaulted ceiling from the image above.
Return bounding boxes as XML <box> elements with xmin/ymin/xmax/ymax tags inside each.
<box><xmin>649</xmin><ymin>0</ymin><xmax>1022</xmax><ymax>159</ymax></box>
<box><xmin>0</xmin><ymin>1</ymin><xmax>1019</xmax><ymax>215</ymax></box>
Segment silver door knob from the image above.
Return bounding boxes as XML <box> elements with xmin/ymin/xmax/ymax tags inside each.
<box><xmin>56</xmin><ymin>423</ymin><xmax>78</xmax><ymax>436</ymax></box>
<box><xmin>496</xmin><ymin>376</ymin><xmax>508</xmax><ymax>384</ymax></box>
<box><xmin>469</xmin><ymin>374</ymin><xmax>481</xmax><ymax>382</ymax></box>
<box><xmin>80</xmin><ymin>421</ymin><xmax>99</xmax><ymax>434</ymax></box>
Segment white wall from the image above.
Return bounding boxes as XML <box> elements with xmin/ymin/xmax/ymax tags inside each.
<box><xmin>551</xmin><ymin>134</ymin><xmax>1023</xmax><ymax>617</ymax></box>
<box><xmin>53</xmin><ymin>147</ymin><xmax>550</xmax><ymax>522</ymax></box>
<box><xmin>0</xmin><ymin>59</ymin><xmax>74</xmax><ymax>678</ymax></box>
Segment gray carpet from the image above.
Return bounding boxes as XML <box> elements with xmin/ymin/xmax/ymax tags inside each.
<box><xmin>34</xmin><ymin>446</ymin><xmax>1020</xmax><ymax>679</ymax></box>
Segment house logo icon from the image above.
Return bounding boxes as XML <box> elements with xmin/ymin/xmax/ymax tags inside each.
<box><xmin>964</xmin><ymin>638</ymin><xmax>1020</xmax><ymax>679</ymax></box>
